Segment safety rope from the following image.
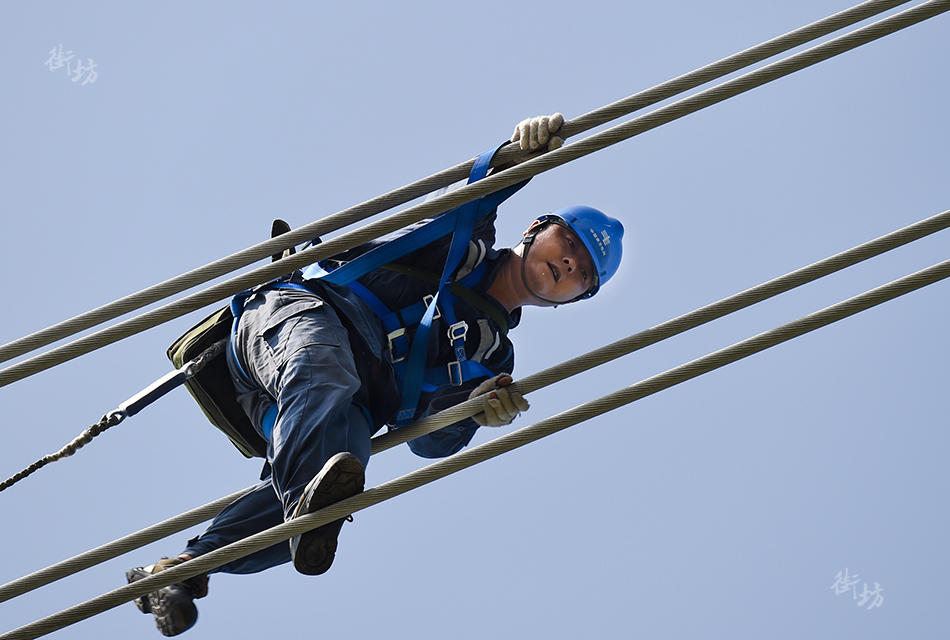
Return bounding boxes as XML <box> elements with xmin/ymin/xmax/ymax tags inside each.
<box><xmin>0</xmin><ymin>413</ymin><xmax>124</xmax><ymax>493</ymax></box>
<box><xmin>3</xmin><ymin>258</ymin><xmax>948</xmax><ymax>640</ymax></box>
<box><xmin>0</xmin><ymin>341</ymin><xmax>226</xmax><ymax>493</ymax></box>
<box><xmin>0</xmin><ymin>0</ymin><xmax>911</xmax><ymax>368</ymax></box>
<box><xmin>2</xmin><ymin>206</ymin><xmax>946</xmax><ymax>603</ymax></box>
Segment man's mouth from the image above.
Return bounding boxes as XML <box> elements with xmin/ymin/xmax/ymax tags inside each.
<box><xmin>547</xmin><ymin>262</ymin><xmax>560</xmax><ymax>282</ymax></box>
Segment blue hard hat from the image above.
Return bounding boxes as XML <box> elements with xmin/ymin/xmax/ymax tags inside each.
<box><xmin>535</xmin><ymin>205</ymin><xmax>624</xmax><ymax>299</ymax></box>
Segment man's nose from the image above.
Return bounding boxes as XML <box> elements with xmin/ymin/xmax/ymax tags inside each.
<box><xmin>562</xmin><ymin>256</ymin><xmax>575</xmax><ymax>273</ymax></box>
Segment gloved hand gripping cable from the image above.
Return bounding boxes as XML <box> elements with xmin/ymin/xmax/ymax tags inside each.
<box><xmin>468</xmin><ymin>373</ymin><xmax>530</xmax><ymax>427</ymax></box>
<box><xmin>0</xmin><ymin>340</ymin><xmax>227</xmax><ymax>493</ymax></box>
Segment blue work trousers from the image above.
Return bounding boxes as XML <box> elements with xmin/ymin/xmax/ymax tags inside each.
<box><xmin>183</xmin><ymin>287</ymin><xmax>376</xmax><ymax>574</ymax></box>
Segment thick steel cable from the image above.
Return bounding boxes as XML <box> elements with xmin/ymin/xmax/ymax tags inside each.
<box><xmin>2</xmin><ymin>207</ymin><xmax>947</xmax><ymax>603</ymax></box>
<box><xmin>4</xmin><ymin>259</ymin><xmax>948</xmax><ymax>640</ymax></box>
<box><xmin>555</xmin><ymin>0</ymin><xmax>912</xmax><ymax>138</ymax></box>
<box><xmin>2</xmin><ymin>1</ymin><xmax>946</xmax><ymax>389</ymax></box>
<box><xmin>0</xmin><ymin>489</ymin><xmax>249</xmax><ymax>603</ymax></box>
<box><xmin>372</xmin><ymin>208</ymin><xmax>950</xmax><ymax>451</ymax></box>
<box><xmin>0</xmin><ymin>0</ymin><xmax>916</xmax><ymax>367</ymax></box>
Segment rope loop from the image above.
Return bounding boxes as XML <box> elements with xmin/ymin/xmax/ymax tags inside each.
<box><xmin>0</xmin><ymin>412</ymin><xmax>125</xmax><ymax>493</ymax></box>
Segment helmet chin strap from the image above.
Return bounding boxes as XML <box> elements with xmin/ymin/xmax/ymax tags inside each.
<box><xmin>519</xmin><ymin>219</ymin><xmax>597</xmax><ymax>306</ymax></box>
<box><xmin>520</xmin><ymin>227</ymin><xmax>596</xmax><ymax>306</ymax></box>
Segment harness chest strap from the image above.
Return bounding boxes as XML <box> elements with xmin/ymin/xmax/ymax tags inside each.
<box><xmin>351</xmin><ymin>260</ymin><xmax>505</xmax><ymax>349</ymax></box>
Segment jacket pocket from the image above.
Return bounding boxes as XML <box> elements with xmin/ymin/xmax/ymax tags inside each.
<box><xmin>259</xmin><ymin>294</ymin><xmax>327</xmax><ymax>336</ymax></box>
<box><xmin>257</xmin><ymin>290</ymin><xmax>346</xmax><ymax>362</ymax></box>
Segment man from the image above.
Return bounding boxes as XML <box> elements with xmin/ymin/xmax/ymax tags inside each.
<box><xmin>127</xmin><ymin>114</ymin><xmax>624</xmax><ymax>636</ymax></box>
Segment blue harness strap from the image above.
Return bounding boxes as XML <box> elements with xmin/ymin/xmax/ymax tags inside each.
<box><xmin>347</xmin><ymin>280</ymin><xmax>410</xmax><ymax>361</ymax></box>
<box><xmin>260</xmin><ymin>404</ymin><xmax>278</xmax><ymax>441</ymax></box>
<box><xmin>390</xmin><ymin>147</ymin><xmax>507</xmax><ymax>426</ymax></box>
<box><xmin>230</xmin><ymin>143</ymin><xmax>527</xmax><ymax>437</ymax></box>
<box><xmin>311</xmin><ymin>155</ymin><xmax>526</xmax><ymax>287</ymax></box>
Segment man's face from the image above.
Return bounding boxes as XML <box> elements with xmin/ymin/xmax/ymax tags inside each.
<box><xmin>522</xmin><ymin>221</ymin><xmax>596</xmax><ymax>304</ymax></box>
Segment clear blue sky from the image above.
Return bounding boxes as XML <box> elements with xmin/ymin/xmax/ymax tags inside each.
<box><xmin>1</xmin><ymin>1</ymin><xmax>947</xmax><ymax>638</ymax></box>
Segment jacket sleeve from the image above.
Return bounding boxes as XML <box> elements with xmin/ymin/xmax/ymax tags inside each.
<box><xmin>395</xmin><ymin>209</ymin><xmax>498</xmax><ymax>278</ymax></box>
<box><xmin>406</xmin><ymin>385</ymin><xmax>483</xmax><ymax>458</ymax></box>
<box><xmin>407</xmin><ymin>332</ymin><xmax>515</xmax><ymax>459</ymax></box>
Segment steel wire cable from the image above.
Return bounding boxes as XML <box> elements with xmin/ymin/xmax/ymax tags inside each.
<box><xmin>3</xmin><ymin>258</ymin><xmax>948</xmax><ymax>640</ymax></box>
<box><xmin>551</xmin><ymin>0</ymin><xmax>911</xmax><ymax>139</ymax></box>
<box><xmin>0</xmin><ymin>489</ymin><xmax>249</xmax><ymax>601</ymax></box>
<box><xmin>0</xmin><ymin>0</ymin><xmax>945</xmax><ymax>389</ymax></box>
<box><xmin>0</xmin><ymin>210</ymin><xmax>950</xmax><ymax>602</ymax></box>
<box><xmin>1</xmin><ymin>207</ymin><xmax>946</xmax><ymax>603</ymax></box>
<box><xmin>0</xmin><ymin>0</ymin><xmax>920</xmax><ymax>368</ymax></box>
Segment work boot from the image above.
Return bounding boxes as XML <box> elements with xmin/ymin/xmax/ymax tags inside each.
<box><xmin>126</xmin><ymin>556</ymin><xmax>209</xmax><ymax>637</ymax></box>
<box><xmin>290</xmin><ymin>451</ymin><xmax>365</xmax><ymax>575</ymax></box>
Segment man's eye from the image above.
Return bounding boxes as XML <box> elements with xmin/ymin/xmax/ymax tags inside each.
<box><xmin>568</xmin><ymin>239</ymin><xmax>575</xmax><ymax>249</ymax></box>
<box><xmin>582</xmin><ymin>269</ymin><xmax>588</xmax><ymax>282</ymax></box>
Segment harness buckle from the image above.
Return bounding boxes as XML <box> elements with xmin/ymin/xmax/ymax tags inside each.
<box><xmin>422</xmin><ymin>294</ymin><xmax>441</xmax><ymax>319</ymax></box>
<box><xmin>447</xmin><ymin>320</ymin><xmax>468</xmax><ymax>343</ymax></box>
<box><xmin>447</xmin><ymin>360</ymin><xmax>463</xmax><ymax>386</ymax></box>
<box><xmin>387</xmin><ymin>327</ymin><xmax>407</xmax><ymax>363</ymax></box>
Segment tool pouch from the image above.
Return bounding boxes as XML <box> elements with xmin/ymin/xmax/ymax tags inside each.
<box><xmin>166</xmin><ymin>307</ymin><xmax>268</xmax><ymax>458</ymax></box>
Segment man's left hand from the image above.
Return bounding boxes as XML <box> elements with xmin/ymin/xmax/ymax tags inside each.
<box><xmin>510</xmin><ymin>113</ymin><xmax>564</xmax><ymax>153</ymax></box>
<box><xmin>469</xmin><ymin>374</ymin><xmax>529</xmax><ymax>427</ymax></box>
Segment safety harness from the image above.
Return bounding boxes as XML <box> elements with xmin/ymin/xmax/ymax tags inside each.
<box><xmin>347</xmin><ymin>262</ymin><xmax>498</xmax><ymax>389</ymax></box>
<box><xmin>225</xmin><ymin>144</ymin><xmax>528</xmax><ymax>445</ymax></box>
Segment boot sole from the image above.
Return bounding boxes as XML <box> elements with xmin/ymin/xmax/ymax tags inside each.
<box><xmin>126</xmin><ymin>568</ymin><xmax>198</xmax><ymax>636</ymax></box>
<box><xmin>292</xmin><ymin>452</ymin><xmax>365</xmax><ymax>575</ymax></box>
<box><xmin>126</xmin><ymin>567</ymin><xmax>153</xmax><ymax>613</ymax></box>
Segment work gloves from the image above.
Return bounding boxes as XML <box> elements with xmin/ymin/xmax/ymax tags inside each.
<box><xmin>510</xmin><ymin>113</ymin><xmax>564</xmax><ymax>152</ymax></box>
<box><xmin>469</xmin><ymin>373</ymin><xmax>529</xmax><ymax>427</ymax></box>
